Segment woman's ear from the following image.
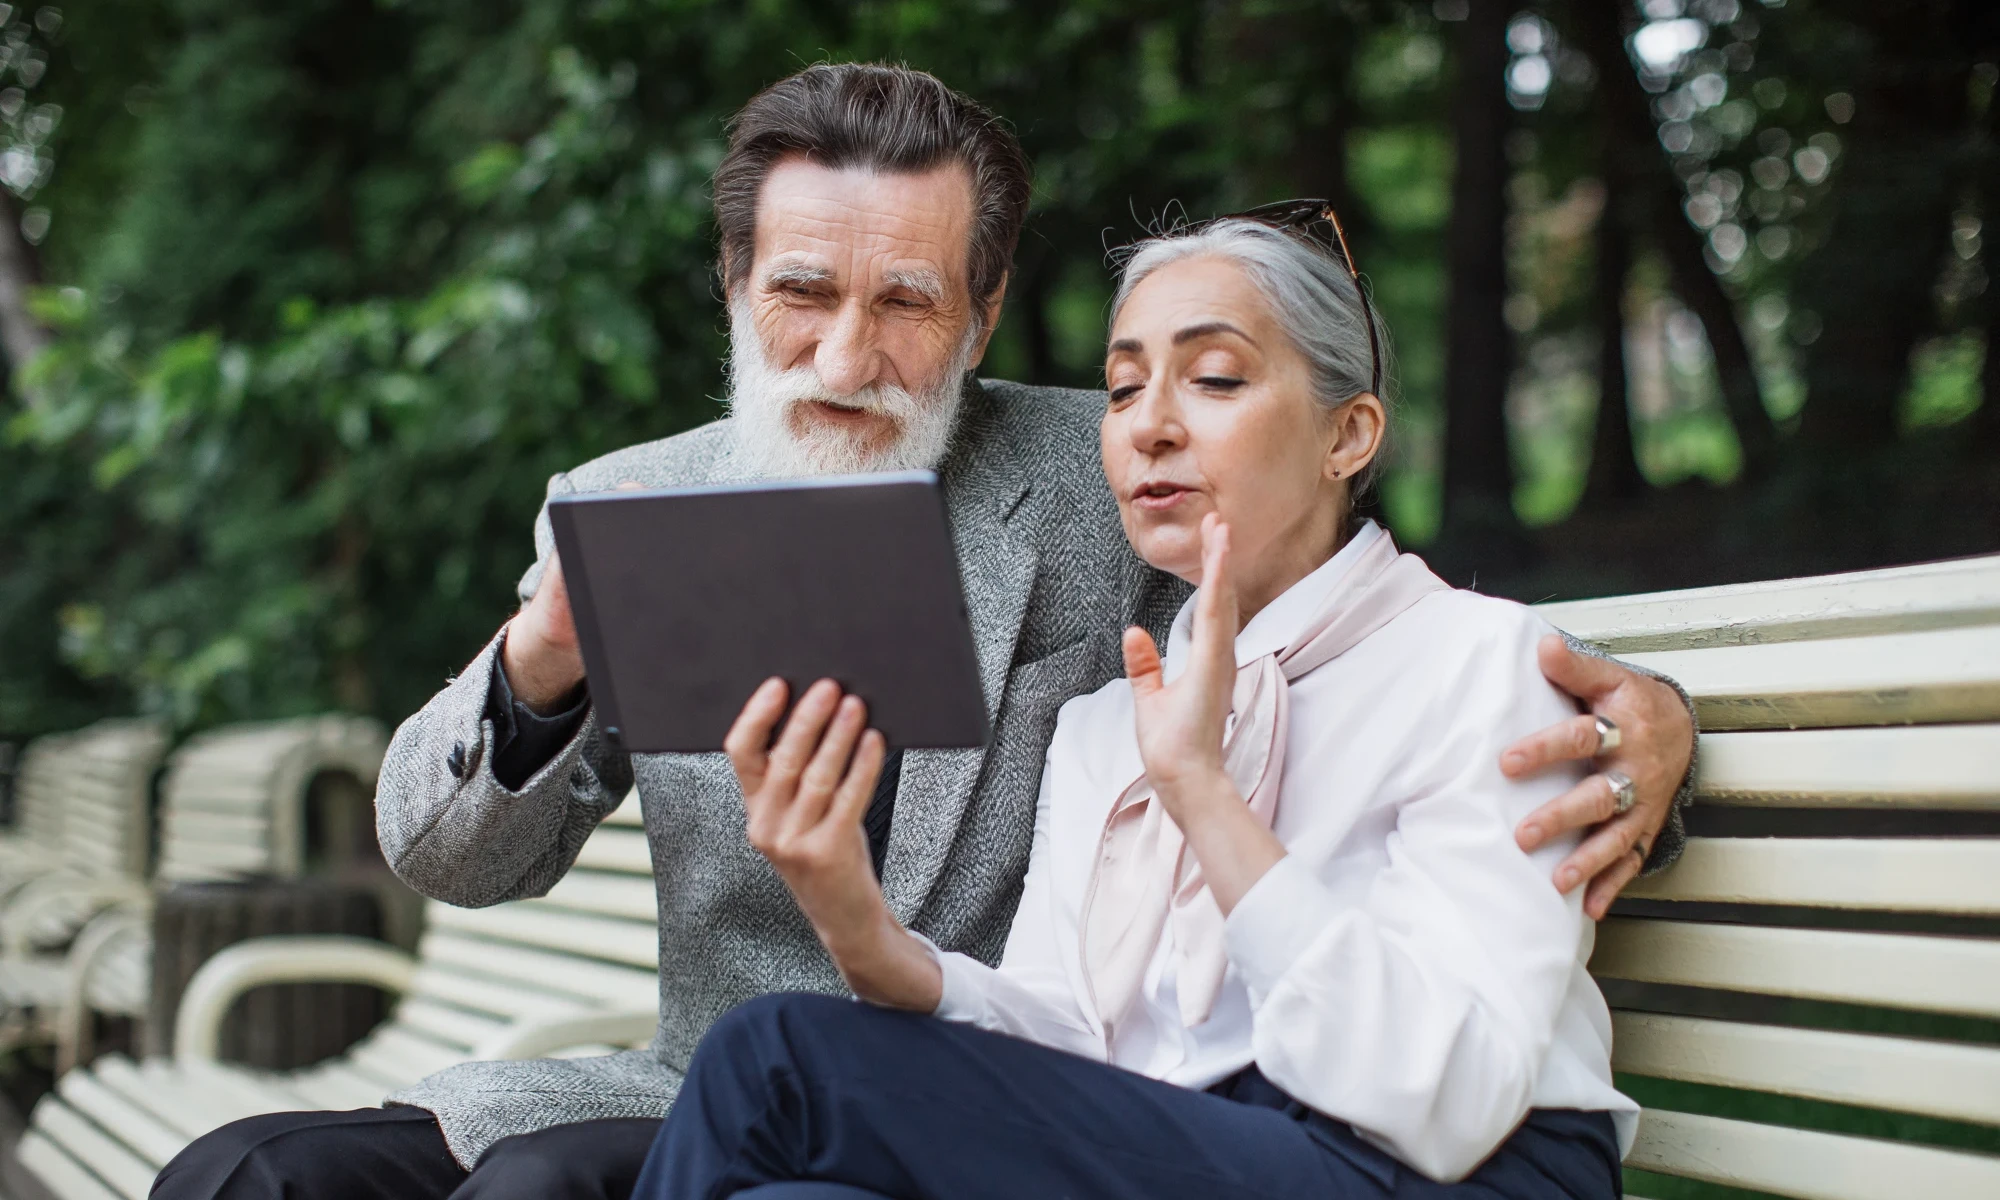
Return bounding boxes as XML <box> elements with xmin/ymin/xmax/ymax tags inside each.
<box><xmin>1325</xmin><ymin>393</ymin><xmax>1386</xmax><ymax>482</ymax></box>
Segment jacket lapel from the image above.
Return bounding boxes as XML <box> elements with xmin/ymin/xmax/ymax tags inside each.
<box><xmin>881</xmin><ymin>381</ymin><xmax>1038</xmax><ymax>924</ymax></box>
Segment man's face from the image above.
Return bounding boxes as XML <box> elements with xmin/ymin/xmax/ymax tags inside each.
<box><xmin>726</xmin><ymin>157</ymin><xmax>999</xmax><ymax>477</ymax></box>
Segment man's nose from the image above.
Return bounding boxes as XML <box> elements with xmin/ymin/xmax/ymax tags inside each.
<box><xmin>813</xmin><ymin>302</ymin><xmax>881</xmax><ymax>395</ymax></box>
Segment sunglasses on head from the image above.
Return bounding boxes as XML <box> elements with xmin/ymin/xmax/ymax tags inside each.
<box><xmin>1185</xmin><ymin>199</ymin><xmax>1382</xmax><ymax>400</ymax></box>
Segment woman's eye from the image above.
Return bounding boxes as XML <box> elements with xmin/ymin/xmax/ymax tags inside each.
<box><xmin>1195</xmin><ymin>376</ymin><xmax>1245</xmax><ymax>391</ymax></box>
<box><xmin>1108</xmin><ymin>384</ymin><xmax>1142</xmax><ymax>405</ymax></box>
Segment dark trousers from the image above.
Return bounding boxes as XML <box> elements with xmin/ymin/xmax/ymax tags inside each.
<box><xmin>149</xmin><ymin>1105</ymin><xmax>662</xmax><ymax>1200</ymax></box>
<box><xmin>636</xmin><ymin>993</ymin><xmax>1622</xmax><ymax>1200</ymax></box>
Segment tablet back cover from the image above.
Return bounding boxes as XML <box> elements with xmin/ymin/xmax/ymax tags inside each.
<box><xmin>549</xmin><ymin>471</ymin><xmax>988</xmax><ymax>753</ymax></box>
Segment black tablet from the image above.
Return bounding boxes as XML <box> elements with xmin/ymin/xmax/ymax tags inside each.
<box><xmin>547</xmin><ymin>470</ymin><xmax>988</xmax><ymax>754</ymax></box>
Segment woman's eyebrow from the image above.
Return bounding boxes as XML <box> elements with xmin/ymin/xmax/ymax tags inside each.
<box><xmin>1171</xmin><ymin>320</ymin><xmax>1248</xmax><ymax>346</ymax></box>
<box><xmin>1107</xmin><ymin>337</ymin><xmax>1144</xmax><ymax>355</ymax></box>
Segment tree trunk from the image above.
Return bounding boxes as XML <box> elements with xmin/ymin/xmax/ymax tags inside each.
<box><xmin>1797</xmin><ymin>3</ymin><xmax>1972</xmax><ymax>453</ymax></box>
<box><xmin>0</xmin><ymin>192</ymin><xmax>49</xmax><ymax>380</ymax></box>
<box><xmin>1439</xmin><ymin>0</ymin><xmax>1520</xmax><ymax>552</ymax></box>
<box><xmin>1564</xmin><ymin>0</ymin><xmax>1777</xmax><ymax>480</ymax></box>
<box><xmin>1586</xmin><ymin>168</ymin><xmax>1645</xmax><ymax>504</ymax></box>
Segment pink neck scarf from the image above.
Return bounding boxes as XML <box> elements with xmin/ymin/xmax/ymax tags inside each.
<box><xmin>1078</xmin><ymin>528</ymin><xmax>1448</xmax><ymax>1034</ymax></box>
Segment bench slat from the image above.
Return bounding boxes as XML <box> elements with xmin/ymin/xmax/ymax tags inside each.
<box><xmin>543</xmin><ymin>871</ymin><xmax>659</xmax><ymax>921</ymax></box>
<box><xmin>1696</xmin><ymin>726</ymin><xmax>2000</xmax><ymax>808</ymax></box>
<box><xmin>574</xmin><ymin>827</ymin><xmax>654</xmax><ymax>875</ymax></box>
<box><xmin>28</xmin><ymin>1100</ymin><xmax>156</xmax><ymax>1199</ymax></box>
<box><xmin>426</xmin><ymin>902</ymin><xmax>659</xmax><ymax>969</ymax></box>
<box><xmin>16</xmin><ymin>1131</ymin><xmax>122</xmax><ymax>1200</ymax></box>
<box><xmin>1535</xmin><ymin>554</ymin><xmax>2000</xmax><ymax>653</ymax></box>
<box><xmin>1622</xmin><ymin>838</ymin><xmax>2000</xmax><ymax>913</ymax></box>
<box><xmin>1628</xmin><ymin>1108</ymin><xmax>2000</xmax><ymax>1199</ymax></box>
<box><xmin>1621</xmin><ymin>626</ymin><xmax>2000</xmax><ymax>731</ymax></box>
<box><xmin>1592</xmin><ymin>919</ymin><xmax>2000</xmax><ymax>1018</ymax></box>
<box><xmin>1612</xmin><ymin>1011</ymin><xmax>2000</xmax><ymax>1127</ymax></box>
<box><xmin>416</xmin><ymin>932</ymin><xmax>658</xmax><ymax>1008</ymax></box>
<box><xmin>90</xmin><ymin>1056</ymin><xmax>215</xmax><ymax>1141</ymax></box>
<box><xmin>55</xmin><ymin>1071</ymin><xmax>184</xmax><ymax>1167</ymax></box>
<box><xmin>392</xmin><ymin>996</ymin><xmax>508</xmax><ymax>1050</ymax></box>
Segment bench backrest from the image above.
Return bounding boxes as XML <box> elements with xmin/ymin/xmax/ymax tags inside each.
<box><xmin>1537</xmin><ymin>553</ymin><xmax>2000</xmax><ymax>1199</ymax></box>
<box><xmin>155</xmin><ymin>716</ymin><xmax>388</xmax><ymax>884</ymax></box>
<box><xmin>8</xmin><ymin>721</ymin><xmax>170</xmax><ymax>880</ymax></box>
<box><xmin>357</xmin><ymin>794</ymin><xmax>658</xmax><ymax>1079</ymax></box>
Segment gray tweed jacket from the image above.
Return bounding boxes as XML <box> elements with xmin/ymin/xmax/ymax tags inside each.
<box><xmin>376</xmin><ymin>377</ymin><xmax>1691</xmax><ymax>1167</ymax></box>
<box><xmin>377</xmin><ymin>379</ymin><xmax>1187</xmax><ymax>1165</ymax></box>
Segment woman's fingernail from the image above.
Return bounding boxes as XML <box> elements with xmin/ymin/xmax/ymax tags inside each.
<box><xmin>1520</xmin><ymin>823</ymin><xmax>1541</xmax><ymax>846</ymax></box>
<box><xmin>1556</xmin><ymin>868</ymin><xmax>1578</xmax><ymax>890</ymax></box>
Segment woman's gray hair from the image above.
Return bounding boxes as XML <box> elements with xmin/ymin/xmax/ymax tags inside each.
<box><xmin>1109</xmin><ymin>219</ymin><xmax>1394</xmax><ymax>493</ymax></box>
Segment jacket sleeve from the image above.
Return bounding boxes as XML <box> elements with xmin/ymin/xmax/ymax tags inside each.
<box><xmin>1221</xmin><ymin>613</ymin><xmax>1591</xmax><ymax>1182</ymax></box>
<box><xmin>374</xmin><ymin>471</ymin><xmax>634</xmax><ymax>908</ymax></box>
<box><xmin>922</xmin><ymin>729</ymin><xmax>1105</xmax><ymax>1060</ymax></box>
<box><xmin>1560</xmin><ymin>631</ymin><xmax>1697</xmax><ymax>874</ymax></box>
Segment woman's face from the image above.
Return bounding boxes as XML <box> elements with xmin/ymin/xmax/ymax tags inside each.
<box><xmin>1101</xmin><ymin>254</ymin><xmax>1383</xmax><ymax>610</ymax></box>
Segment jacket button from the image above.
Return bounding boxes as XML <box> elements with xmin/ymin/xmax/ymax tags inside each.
<box><xmin>447</xmin><ymin>741</ymin><xmax>467</xmax><ymax>779</ymax></box>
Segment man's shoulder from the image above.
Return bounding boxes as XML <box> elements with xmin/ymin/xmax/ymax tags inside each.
<box><xmin>559</xmin><ymin>415</ymin><xmax>733</xmax><ymax>493</ymax></box>
<box><xmin>974</xmin><ymin>377</ymin><xmax>1106</xmax><ymax>471</ymax></box>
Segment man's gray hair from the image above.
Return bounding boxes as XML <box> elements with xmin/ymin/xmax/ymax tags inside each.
<box><xmin>1109</xmin><ymin>219</ymin><xmax>1395</xmax><ymax>493</ymax></box>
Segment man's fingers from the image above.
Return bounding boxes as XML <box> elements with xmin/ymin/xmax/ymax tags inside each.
<box><xmin>765</xmin><ymin>679</ymin><xmax>842</xmax><ymax>789</ymax></box>
<box><xmin>1535</xmin><ymin>634</ymin><xmax>1630</xmax><ymax>703</ymax></box>
<box><xmin>830</xmin><ymin>730</ymin><xmax>888</xmax><ymax>828</ymax></box>
<box><xmin>1123</xmin><ymin>627</ymin><xmax>1165</xmax><ymax>697</ymax></box>
<box><xmin>792</xmin><ymin>696</ymin><xmax>868</xmax><ymax>831</ymax></box>
<box><xmin>1552</xmin><ymin>813</ymin><xmax>1646</xmax><ymax>895</ymax></box>
<box><xmin>723</xmin><ymin>678</ymin><xmax>790</xmax><ymax>791</ymax></box>
<box><xmin>1502</xmin><ymin>713</ymin><xmax>1607</xmax><ymax>779</ymax></box>
<box><xmin>1516</xmin><ymin>773</ymin><xmax>1627</xmax><ymax>853</ymax></box>
<box><xmin>1583</xmin><ymin>849</ymin><xmax>1646</xmax><ymax>921</ymax></box>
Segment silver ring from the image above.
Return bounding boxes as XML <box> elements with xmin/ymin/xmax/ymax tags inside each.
<box><xmin>1592</xmin><ymin>715</ymin><xmax>1622</xmax><ymax>756</ymax></box>
<box><xmin>1605</xmin><ymin>770</ymin><xmax>1637</xmax><ymax>815</ymax></box>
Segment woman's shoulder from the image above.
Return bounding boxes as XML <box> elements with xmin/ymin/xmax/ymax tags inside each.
<box><xmin>1378</xmin><ymin>586</ymin><xmax>1564</xmax><ymax>695</ymax></box>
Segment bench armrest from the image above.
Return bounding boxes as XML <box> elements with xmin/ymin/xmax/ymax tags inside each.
<box><xmin>174</xmin><ymin>935</ymin><xmax>418</xmax><ymax>1063</ymax></box>
<box><xmin>58</xmin><ymin>903</ymin><xmax>150</xmax><ymax>1073</ymax></box>
<box><xmin>471</xmin><ymin>1006</ymin><xmax>659</xmax><ymax>1062</ymax></box>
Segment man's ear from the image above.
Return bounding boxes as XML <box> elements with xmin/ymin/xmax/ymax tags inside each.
<box><xmin>968</xmin><ymin>272</ymin><xmax>1010</xmax><ymax>367</ymax></box>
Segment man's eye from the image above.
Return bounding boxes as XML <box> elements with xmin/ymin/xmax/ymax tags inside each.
<box><xmin>886</xmin><ymin>297</ymin><xmax>923</xmax><ymax>310</ymax></box>
<box><xmin>784</xmin><ymin>285</ymin><xmax>816</xmax><ymax>298</ymax></box>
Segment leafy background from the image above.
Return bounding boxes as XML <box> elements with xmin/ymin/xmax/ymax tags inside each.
<box><xmin>2</xmin><ymin>0</ymin><xmax>1996</xmax><ymax>743</ymax></box>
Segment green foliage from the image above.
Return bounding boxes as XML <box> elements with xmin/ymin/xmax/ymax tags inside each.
<box><xmin>2</xmin><ymin>0</ymin><xmax>1995</xmax><ymax>736</ymax></box>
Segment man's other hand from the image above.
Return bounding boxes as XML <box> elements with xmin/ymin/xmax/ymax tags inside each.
<box><xmin>1506</xmin><ymin>634</ymin><xmax>1695</xmax><ymax>920</ymax></box>
<box><xmin>501</xmin><ymin>553</ymin><xmax>587</xmax><ymax>713</ymax></box>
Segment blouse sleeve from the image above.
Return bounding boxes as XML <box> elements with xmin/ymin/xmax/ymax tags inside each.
<box><xmin>920</xmin><ymin>740</ymin><xmax>1106</xmax><ymax>1061</ymax></box>
<box><xmin>1221</xmin><ymin>608</ymin><xmax>1591</xmax><ymax>1182</ymax></box>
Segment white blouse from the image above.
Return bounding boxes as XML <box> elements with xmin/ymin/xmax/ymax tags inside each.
<box><xmin>923</xmin><ymin>522</ymin><xmax>1639</xmax><ymax>1181</ymax></box>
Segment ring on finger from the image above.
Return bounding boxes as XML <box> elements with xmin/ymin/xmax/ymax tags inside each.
<box><xmin>1592</xmin><ymin>714</ymin><xmax>1622</xmax><ymax>756</ymax></box>
<box><xmin>1604</xmin><ymin>769</ymin><xmax>1637</xmax><ymax>815</ymax></box>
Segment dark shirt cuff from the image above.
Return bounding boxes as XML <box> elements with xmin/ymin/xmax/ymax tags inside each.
<box><xmin>486</xmin><ymin>633</ymin><xmax>590</xmax><ymax>791</ymax></box>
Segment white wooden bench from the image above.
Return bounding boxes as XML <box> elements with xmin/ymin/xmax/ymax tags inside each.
<box><xmin>0</xmin><ymin>717</ymin><xmax>390</xmax><ymax>1073</ymax></box>
<box><xmin>0</xmin><ymin>722</ymin><xmax>169</xmax><ymax>1057</ymax></box>
<box><xmin>17</xmin><ymin>554</ymin><xmax>2000</xmax><ymax>1199</ymax></box>
<box><xmin>16</xmin><ymin>793</ymin><xmax>658</xmax><ymax>1200</ymax></box>
<box><xmin>1538</xmin><ymin>552</ymin><xmax>2000</xmax><ymax>1199</ymax></box>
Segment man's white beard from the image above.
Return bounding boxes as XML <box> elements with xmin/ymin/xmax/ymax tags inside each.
<box><xmin>725</xmin><ymin>300</ymin><xmax>975</xmax><ymax>479</ymax></box>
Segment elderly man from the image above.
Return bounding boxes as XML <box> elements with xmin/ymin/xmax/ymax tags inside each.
<box><xmin>155</xmin><ymin>62</ymin><xmax>1694</xmax><ymax>1200</ymax></box>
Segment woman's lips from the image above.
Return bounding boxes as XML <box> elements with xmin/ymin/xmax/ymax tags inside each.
<box><xmin>1130</xmin><ymin>484</ymin><xmax>1194</xmax><ymax>512</ymax></box>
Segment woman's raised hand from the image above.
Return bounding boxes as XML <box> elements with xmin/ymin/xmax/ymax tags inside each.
<box><xmin>1124</xmin><ymin>513</ymin><xmax>1239</xmax><ymax>803</ymax></box>
<box><xmin>724</xmin><ymin>678</ymin><xmax>941</xmax><ymax>1011</ymax></box>
<box><xmin>1123</xmin><ymin>514</ymin><xmax>1285</xmax><ymax>913</ymax></box>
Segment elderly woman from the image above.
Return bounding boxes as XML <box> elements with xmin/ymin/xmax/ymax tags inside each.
<box><xmin>632</xmin><ymin>211</ymin><xmax>1637</xmax><ymax>1200</ymax></box>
